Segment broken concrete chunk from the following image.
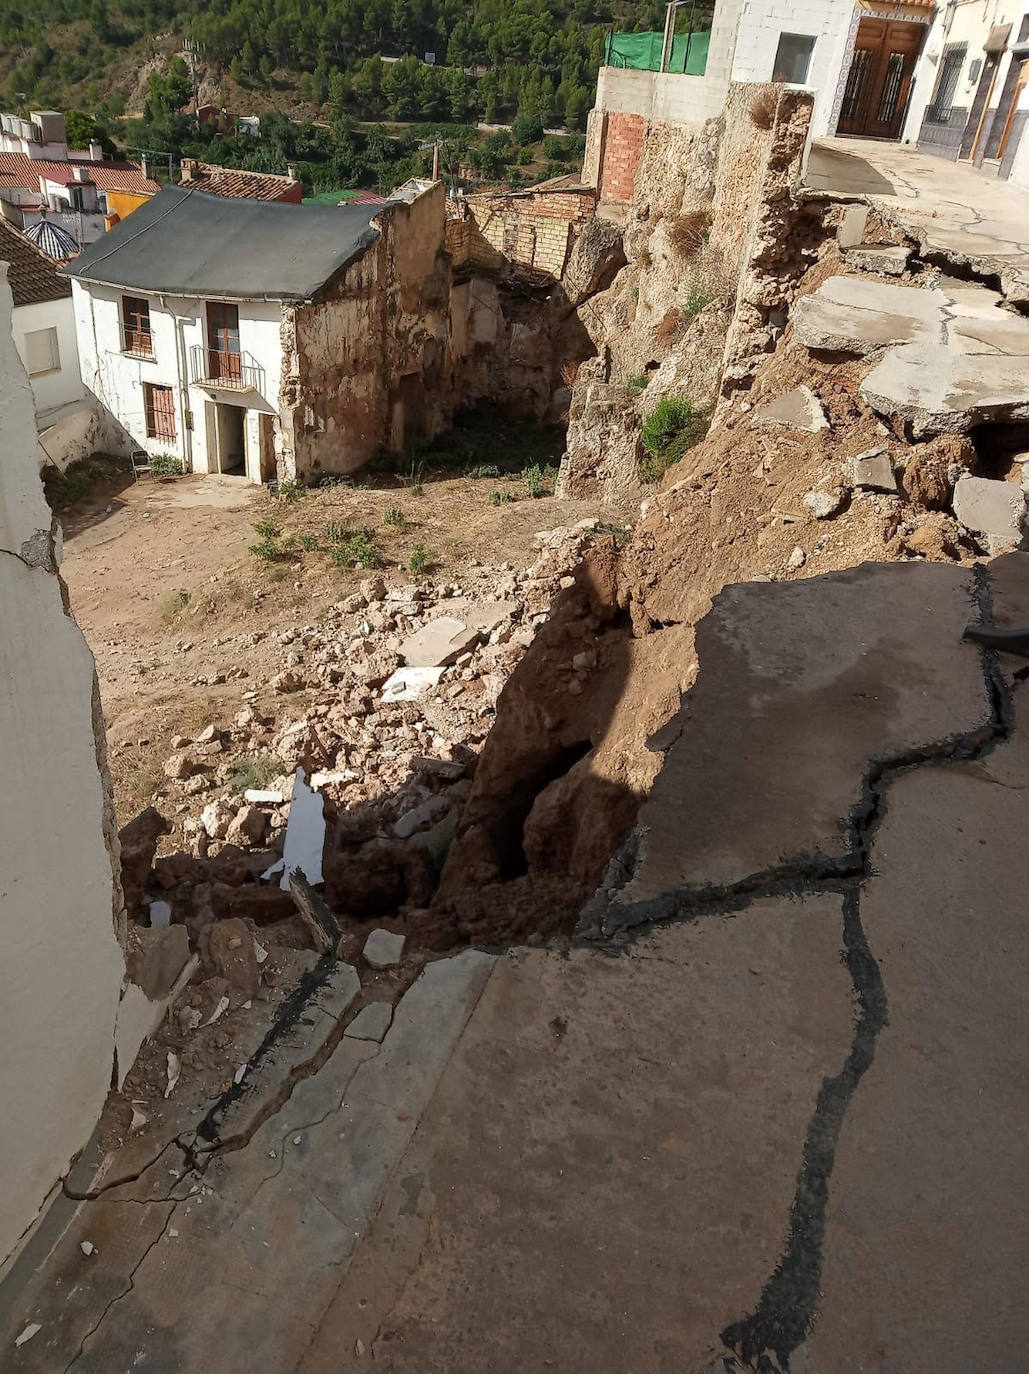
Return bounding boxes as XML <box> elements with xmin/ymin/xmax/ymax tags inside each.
<box><xmin>243</xmin><ymin>788</ymin><xmax>285</xmax><ymax>804</ymax></box>
<box><xmin>363</xmin><ymin>928</ymin><xmax>406</xmax><ymax>969</ymax></box>
<box><xmin>201</xmin><ymin>798</ymin><xmax>233</xmax><ymax>840</ymax></box>
<box><xmin>345</xmin><ymin>1001</ymin><xmax>393</xmax><ymax>1043</ymax></box>
<box><xmin>860</xmin><ymin>342</ymin><xmax>1029</xmax><ymax>438</ymax></box>
<box><xmin>163</xmin><ymin>752</ymin><xmax>198</xmax><ymax>780</ymax></box>
<box><xmin>788</xmin><ymin>546</ymin><xmax>806</xmax><ymax>570</ymax></box>
<box><xmin>201</xmin><ymin>917</ymin><xmax>260</xmax><ymax>1002</ymax></box>
<box><xmin>125</xmin><ymin>925</ymin><xmax>191</xmax><ymax>1001</ymax></box>
<box><xmin>850</xmin><ymin>447</ymin><xmax>897</xmax><ymax>492</ymax></box>
<box><xmin>952</xmin><ymin>476</ymin><xmax>1026</xmax><ymax>553</ymax></box>
<box><xmin>399</xmin><ymin>616</ymin><xmax>481</xmax><ymax>668</ymax></box>
<box><xmin>802</xmin><ymin>487</ymin><xmax>847</xmax><ymax>520</ymax></box>
<box><xmin>842</xmin><ymin>243</ymin><xmax>911</xmax><ymax>276</ymax></box>
<box><xmin>15</xmin><ymin>1323</ymin><xmax>41</xmax><ymax>1347</ymax></box>
<box><xmin>380</xmin><ymin>666</ymin><xmax>445</xmax><ymax>703</ymax></box>
<box><xmin>750</xmin><ymin>385</ymin><xmax>828</xmax><ymax>435</ymax></box>
<box><xmin>225</xmin><ymin>804</ymin><xmax>269</xmax><ymax>848</ymax></box>
<box><xmin>195</xmin><ymin>723</ymin><xmax>220</xmax><ymax>743</ymax></box>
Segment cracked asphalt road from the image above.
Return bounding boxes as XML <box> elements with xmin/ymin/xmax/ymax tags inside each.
<box><xmin>2</xmin><ymin>558</ymin><xmax>1027</xmax><ymax>1372</ymax></box>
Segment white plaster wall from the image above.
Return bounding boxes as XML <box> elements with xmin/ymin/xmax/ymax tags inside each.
<box><xmin>72</xmin><ymin>281</ymin><xmax>283</xmax><ymax>479</ymax></box>
<box><xmin>10</xmin><ymin>294</ymin><xmax>83</xmax><ymax>425</ymax></box>
<box><xmin>730</xmin><ymin>0</ymin><xmax>858</xmax><ymax>136</ymax></box>
<box><xmin>901</xmin><ymin>4</ymin><xmax>950</xmax><ymax>142</ymax></box>
<box><xmin>0</xmin><ymin>270</ymin><xmax>125</xmax><ymax>1265</ymax></box>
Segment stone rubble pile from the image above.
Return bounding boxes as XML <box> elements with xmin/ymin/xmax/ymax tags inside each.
<box><xmin>142</xmin><ymin>520</ymin><xmax>603</xmax><ymax>936</ymax></box>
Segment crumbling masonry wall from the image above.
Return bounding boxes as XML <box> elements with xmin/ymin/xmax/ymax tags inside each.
<box><xmin>0</xmin><ymin>271</ymin><xmax>126</xmax><ymax>1265</ymax></box>
<box><xmin>456</xmin><ymin>185</ymin><xmax>597</xmax><ymax>281</ymax></box>
<box><xmin>278</xmin><ymin>184</ymin><xmax>454</xmax><ymax>479</ymax></box>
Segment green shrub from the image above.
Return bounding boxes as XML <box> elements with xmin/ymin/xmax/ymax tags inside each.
<box><xmin>229</xmin><ymin>754</ymin><xmax>281</xmax><ymax>793</ymax></box>
<box><xmin>408</xmin><ymin>543</ymin><xmax>431</xmax><ymax>576</ymax></box>
<box><xmin>467</xmin><ymin>463</ymin><xmax>501</xmax><ymax>479</ymax></box>
<box><xmin>523</xmin><ymin>464</ymin><xmax>547</xmax><ymax>499</ymax></box>
<box><xmin>249</xmin><ymin>538</ymin><xmax>286</xmax><ymax>561</ymax></box>
<box><xmin>41</xmin><ymin>453</ymin><xmax>128</xmax><ymax>511</ymax></box>
<box><xmin>516</xmin><ymin>147</ymin><xmax>533</xmax><ymax>165</ymax></box>
<box><xmin>627</xmin><ymin>374</ymin><xmax>649</xmax><ymax>393</ymax></box>
<box><xmin>682</xmin><ymin>279</ymin><xmax>719</xmax><ymax>317</ymax></box>
<box><xmin>299</xmin><ymin>533</ymin><xmax>319</xmax><ymax>551</ymax></box>
<box><xmin>489</xmin><ymin>490</ymin><xmax>512</xmax><ymax>507</ymax></box>
<box><xmin>639</xmin><ymin>397</ymin><xmax>709</xmax><ymax>483</ymax></box>
<box><xmin>316</xmin><ymin>473</ymin><xmax>353</xmax><ymax>488</ymax></box>
<box><xmin>324</xmin><ymin>520</ymin><xmax>347</xmax><ymax>543</ymax></box>
<box><xmin>383</xmin><ymin>505</ymin><xmax>406</xmax><ymax>527</ymax></box>
<box><xmin>252</xmin><ymin>518</ymin><xmax>281</xmax><ymax>539</ymax></box>
<box><xmin>329</xmin><ymin>530</ymin><xmax>382</xmax><ymax>570</ymax></box>
<box><xmin>150</xmin><ymin>452</ymin><xmax>183</xmax><ymax>477</ymax></box>
<box><xmin>277</xmin><ymin>478</ymin><xmax>304</xmax><ymax>502</ymax></box>
<box><xmin>512</xmin><ymin>111</ymin><xmax>544</xmax><ymax>145</ymax></box>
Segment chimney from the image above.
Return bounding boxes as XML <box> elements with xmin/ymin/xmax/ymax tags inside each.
<box><xmin>141</xmin><ymin>155</ymin><xmax>150</xmax><ymax>181</ymax></box>
<box><xmin>432</xmin><ymin>140</ymin><xmax>441</xmax><ymax>182</ymax></box>
<box><xmin>287</xmin><ymin>163</ymin><xmax>297</xmax><ymax>180</ymax></box>
<box><xmin>89</xmin><ymin>138</ymin><xmax>103</xmax><ymax>162</ymax></box>
<box><xmin>180</xmin><ymin>157</ymin><xmax>197</xmax><ymax>183</ymax></box>
<box><xmin>73</xmin><ymin>165</ymin><xmax>92</xmax><ymax>183</ymax></box>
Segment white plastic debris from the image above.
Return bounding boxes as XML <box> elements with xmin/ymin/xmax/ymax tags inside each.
<box><xmin>148</xmin><ymin>899</ymin><xmax>172</xmax><ymax>927</ymax></box>
<box><xmin>292</xmin><ymin>1135</ymin><xmax>302</xmax><ymax>1145</ymax></box>
<box><xmin>243</xmin><ymin>789</ymin><xmax>285</xmax><ymax>804</ymax></box>
<box><xmin>80</xmin><ymin>1241</ymin><xmax>95</xmax><ymax>1257</ymax></box>
<box><xmin>262</xmin><ymin>767</ymin><xmax>325</xmax><ymax>891</ymax></box>
<box><xmin>14</xmin><ymin>1324</ymin><xmax>41</xmax><ymax>1347</ymax></box>
<box><xmin>164</xmin><ymin>1051</ymin><xmax>181</xmax><ymax>1098</ymax></box>
<box><xmin>202</xmin><ymin>995</ymin><xmax>230</xmax><ymax>1027</ymax></box>
<box><xmin>234</xmin><ymin>1062</ymin><xmax>248</xmax><ymax>1085</ymax></box>
<box><xmin>253</xmin><ymin>940</ymin><xmax>268</xmax><ymax>965</ymax></box>
<box><xmin>130</xmin><ymin>1106</ymin><xmax>149</xmax><ymax>1132</ymax></box>
<box><xmin>167</xmin><ymin>1228</ymin><xmax>179</xmax><ymax>1238</ymax></box>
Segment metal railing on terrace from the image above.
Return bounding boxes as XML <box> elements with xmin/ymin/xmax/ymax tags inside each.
<box><xmin>188</xmin><ymin>344</ymin><xmax>265</xmax><ymax>393</ymax></box>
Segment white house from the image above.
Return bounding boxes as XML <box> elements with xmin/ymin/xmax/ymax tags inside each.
<box><xmin>0</xmin><ymin>216</ymin><xmax>83</xmax><ymax>438</ymax></box>
<box><xmin>901</xmin><ymin>3</ymin><xmax>1029</xmax><ymax>187</ymax></box>
<box><xmin>64</xmin><ymin>182</ymin><xmax>459</xmax><ymax>484</ymax></box>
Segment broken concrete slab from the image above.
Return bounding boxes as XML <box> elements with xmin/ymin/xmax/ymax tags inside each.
<box><xmin>842</xmin><ymin>243</ymin><xmax>911</xmax><ymax>275</ymax></box>
<box><xmin>952</xmin><ymin>475</ymin><xmax>1026</xmax><ymax>553</ymax></box>
<box><xmin>793</xmin><ymin>275</ymin><xmax>948</xmax><ymax>355</ymax></box>
<box><xmin>363</xmin><ymin>928</ymin><xmax>405</xmax><ymax>969</ymax></box>
<box><xmin>860</xmin><ymin>341</ymin><xmax>1029</xmax><ymax>438</ymax></box>
<box><xmin>749</xmin><ymin>385</ymin><xmax>828</xmax><ymax>434</ymax></box>
<box><xmin>344</xmin><ymin>1001</ymin><xmax>393</xmax><ymax>1043</ymax></box>
<box><xmin>803</xmin><ymin>486</ymin><xmax>846</xmax><ymax>519</ymax></box>
<box><xmin>124</xmin><ymin>925</ymin><xmax>191</xmax><ymax>1002</ymax></box>
<box><xmin>946</xmin><ymin>313</ymin><xmax>1029</xmax><ymax>356</ymax></box>
<box><xmin>400</xmin><ymin>616</ymin><xmax>481</xmax><ymax>668</ymax></box>
<box><xmin>589</xmin><ymin>562</ymin><xmax>992</xmax><ymax>919</ymax></box>
<box><xmin>836</xmin><ymin>203</ymin><xmax>869</xmax><ymax>249</ymax></box>
<box><xmin>380</xmin><ymin>665</ymin><xmax>445</xmax><ymax>703</ymax></box>
<box><xmin>849</xmin><ymin>446</ymin><xmax>896</xmax><ymax>492</ymax></box>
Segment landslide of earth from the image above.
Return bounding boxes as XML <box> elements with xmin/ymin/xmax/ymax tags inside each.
<box><xmin>430</xmin><ymin>251</ymin><xmax>980</xmax><ymax>944</ymax></box>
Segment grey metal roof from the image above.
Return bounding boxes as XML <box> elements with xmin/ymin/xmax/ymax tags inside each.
<box><xmin>62</xmin><ymin>185</ymin><xmax>383</xmax><ymax>301</ymax></box>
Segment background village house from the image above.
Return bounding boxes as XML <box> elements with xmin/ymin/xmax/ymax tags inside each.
<box><xmin>64</xmin><ymin>181</ymin><xmax>459</xmax><ymax>483</ymax></box>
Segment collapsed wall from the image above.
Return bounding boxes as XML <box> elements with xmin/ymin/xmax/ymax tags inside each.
<box><xmin>0</xmin><ymin>274</ymin><xmax>190</xmax><ymax>1266</ymax></box>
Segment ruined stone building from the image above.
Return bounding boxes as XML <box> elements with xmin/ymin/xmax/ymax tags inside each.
<box><xmin>65</xmin><ymin>182</ymin><xmax>459</xmax><ymax>482</ymax></box>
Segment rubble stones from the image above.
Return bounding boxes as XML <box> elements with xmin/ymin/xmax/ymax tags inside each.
<box><xmin>363</xmin><ymin>928</ymin><xmax>406</xmax><ymax>969</ymax></box>
<box><xmin>201</xmin><ymin>918</ymin><xmax>260</xmax><ymax>1003</ymax></box>
<box><xmin>201</xmin><ymin>799</ymin><xmax>233</xmax><ymax>840</ymax></box>
<box><xmin>803</xmin><ymin>487</ymin><xmax>847</xmax><ymax>520</ymax></box>
<box><xmin>952</xmin><ymin>476</ymin><xmax>1026</xmax><ymax>553</ymax></box>
<box><xmin>164</xmin><ymin>752</ymin><xmax>198</xmax><ymax>780</ymax></box>
<box><xmin>400</xmin><ymin>616</ymin><xmax>481</xmax><ymax>668</ymax></box>
<box><xmin>226</xmin><ymin>804</ymin><xmax>269</xmax><ymax>848</ymax></box>
<box><xmin>118</xmin><ymin>806</ymin><xmax>170</xmax><ymax>920</ymax></box>
<box><xmin>125</xmin><ymin>924</ymin><xmax>191</xmax><ymax>1001</ymax></box>
<box><xmin>842</xmin><ymin>243</ymin><xmax>912</xmax><ymax>276</ymax></box>
<box><xmin>750</xmin><ymin>385</ymin><xmax>828</xmax><ymax>435</ymax></box>
<box><xmin>850</xmin><ymin>447</ymin><xmax>897</xmax><ymax>492</ymax></box>
<box><xmin>211</xmin><ymin>882</ymin><xmax>296</xmax><ymax>924</ymax></box>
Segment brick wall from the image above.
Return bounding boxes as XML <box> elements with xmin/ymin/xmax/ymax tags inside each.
<box><xmin>598</xmin><ymin>111</ymin><xmax>647</xmax><ymax>203</ymax></box>
<box><xmin>462</xmin><ymin>188</ymin><xmax>595</xmax><ymax>278</ymax></box>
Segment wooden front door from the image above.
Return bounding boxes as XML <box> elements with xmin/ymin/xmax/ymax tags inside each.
<box><xmin>206</xmin><ymin>302</ymin><xmax>241</xmax><ymax>381</ymax></box>
<box><xmin>838</xmin><ymin>19</ymin><xmax>925</xmax><ymax>139</ymax></box>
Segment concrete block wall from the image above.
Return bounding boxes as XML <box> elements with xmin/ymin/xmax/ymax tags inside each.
<box><xmin>463</xmin><ymin>189</ymin><xmax>595</xmax><ymax>278</ymax></box>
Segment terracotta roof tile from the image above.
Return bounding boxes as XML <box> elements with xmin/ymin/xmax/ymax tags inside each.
<box><xmin>179</xmin><ymin>162</ymin><xmax>302</xmax><ymax>202</ymax></box>
<box><xmin>0</xmin><ymin>151</ymin><xmax>160</xmax><ymax>196</ymax></box>
<box><xmin>0</xmin><ymin>216</ymin><xmax>71</xmax><ymax>306</ymax></box>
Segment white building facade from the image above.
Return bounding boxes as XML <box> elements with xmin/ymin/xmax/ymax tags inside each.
<box><xmin>72</xmin><ymin>280</ymin><xmax>283</xmax><ymax>482</ymax></box>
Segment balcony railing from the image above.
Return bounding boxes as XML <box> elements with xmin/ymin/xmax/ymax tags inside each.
<box><xmin>189</xmin><ymin>344</ymin><xmax>264</xmax><ymax>393</ymax></box>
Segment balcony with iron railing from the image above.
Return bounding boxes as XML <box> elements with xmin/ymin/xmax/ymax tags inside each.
<box><xmin>189</xmin><ymin>344</ymin><xmax>265</xmax><ymax>393</ymax></box>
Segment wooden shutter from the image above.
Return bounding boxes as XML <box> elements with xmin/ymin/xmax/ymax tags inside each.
<box><xmin>144</xmin><ymin>383</ymin><xmax>176</xmax><ymax>441</ymax></box>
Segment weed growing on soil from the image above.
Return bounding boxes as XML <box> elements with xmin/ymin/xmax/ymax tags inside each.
<box><xmin>640</xmin><ymin>398</ymin><xmax>709</xmax><ymax>483</ymax></box>
<box><xmin>408</xmin><ymin>542</ymin><xmax>432</xmax><ymax>576</ymax></box>
<box><xmin>324</xmin><ymin>520</ymin><xmax>347</xmax><ymax>543</ymax></box>
<box><xmin>489</xmin><ymin>490</ymin><xmax>512</xmax><ymax>507</ymax></box>
<box><xmin>329</xmin><ymin>529</ymin><xmax>383</xmax><ymax>570</ymax></box>
<box><xmin>159</xmin><ymin>588</ymin><xmax>191</xmax><ymax>622</ymax></box>
<box><xmin>384</xmin><ymin>505</ymin><xmax>406</xmax><ymax>527</ymax></box>
<box><xmin>682</xmin><ymin>278</ymin><xmax>719</xmax><ymax>317</ymax></box>
<box><xmin>523</xmin><ymin>463</ymin><xmax>558</xmax><ymax>499</ymax></box>
<box><xmin>277</xmin><ymin>479</ymin><xmax>305</xmax><ymax>503</ymax></box>
<box><xmin>628</xmin><ymin>374</ymin><xmax>649</xmax><ymax>392</ymax></box>
<box><xmin>252</xmin><ymin>518</ymin><xmax>281</xmax><ymax>539</ymax></box>
<box><xmin>41</xmin><ymin>453</ymin><xmax>129</xmax><ymax>511</ymax></box>
<box><xmin>229</xmin><ymin>754</ymin><xmax>281</xmax><ymax>793</ymax></box>
<box><xmin>249</xmin><ymin>538</ymin><xmax>286</xmax><ymax>561</ymax></box>
<box><xmin>150</xmin><ymin>452</ymin><xmax>183</xmax><ymax>477</ymax></box>
<box><xmin>299</xmin><ymin>533</ymin><xmax>319</xmax><ymax>551</ymax></box>
<box><xmin>560</xmin><ymin>361</ymin><xmax>580</xmax><ymax>387</ymax></box>
<box><xmin>467</xmin><ymin>463</ymin><xmax>501</xmax><ymax>479</ymax></box>
<box><xmin>402</xmin><ymin>459</ymin><xmax>426</xmax><ymax>495</ymax></box>
<box><xmin>316</xmin><ymin>473</ymin><xmax>353</xmax><ymax>488</ymax></box>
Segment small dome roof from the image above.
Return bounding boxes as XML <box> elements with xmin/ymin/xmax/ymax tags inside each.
<box><xmin>24</xmin><ymin>215</ymin><xmax>79</xmax><ymax>260</ymax></box>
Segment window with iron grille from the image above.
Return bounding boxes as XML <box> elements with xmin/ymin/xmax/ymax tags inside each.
<box><xmin>143</xmin><ymin>382</ymin><xmax>176</xmax><ymax>441</ymax></box>
<box><xmin>122</xmin><ymin>295</ymin><xmax>153</xmax><ymax>357</ymax></box>
<box><xmin>927</xmin><ymin>44</ymin><xmax>967</xmax><ymax>123</ymax></box>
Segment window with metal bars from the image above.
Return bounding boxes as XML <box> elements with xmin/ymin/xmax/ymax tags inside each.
<box><xmin>841</xmin><ymin>48</ymin><xmax>871</xmax><ymax>121</ymax></box>
<box><xmin>877</xmin><ymin>52</ymin><xmax>906</xmax><ymax>124</ymax></box>
<box><xmin>122</xmin><ymin>295</ymin><xmax>153</xmax><ymax>357</ymax></box>
<box><xmin>143</xmin><ymin>382</ymin><xmax>176</xmax><ymax>441</ymax></box>
<box><xmin>927</xmin><ymin>44</ymin><xmax>967</xmax><ymax>123</ymax></box>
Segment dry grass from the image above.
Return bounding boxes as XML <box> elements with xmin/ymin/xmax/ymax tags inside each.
<box><xmin>654</xmin><ymin>308</ymin><xmax>685</xmax><ymax>347</ymax></box>
<box><xmin>750</xmin><ymin>87</ymin><xmax>778</xmax><ymax>131</ymax></box>
<box><xmin>560</xmin><ymin>360</ymin><xmax>581</xmax><ymax>387</ymax></box>
<box><xmin>668</xmin><ymin>207</ymin><xmax>712</xmax><ymax>261</ymax></box>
